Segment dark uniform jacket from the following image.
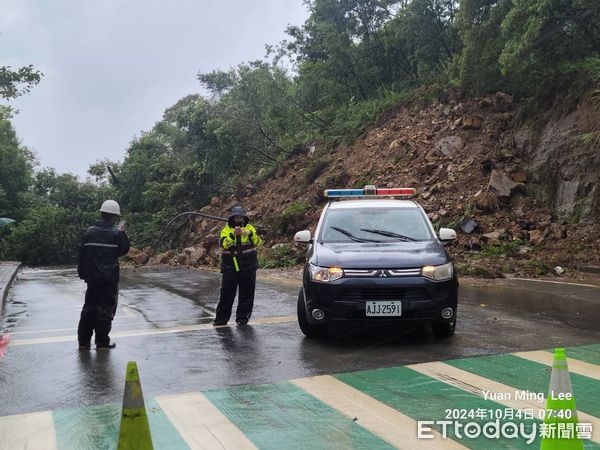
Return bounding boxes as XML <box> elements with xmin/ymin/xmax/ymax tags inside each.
<box><xmin>77</xmin><ymin>219</ymin><xmax>130</xmax><ymax>284</ymax></box>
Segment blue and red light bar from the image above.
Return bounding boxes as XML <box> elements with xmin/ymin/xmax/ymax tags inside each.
<box><xmin>324</xmin><ymin>186</ymin><xmax>416</xmax><ymax>198</ymax></box>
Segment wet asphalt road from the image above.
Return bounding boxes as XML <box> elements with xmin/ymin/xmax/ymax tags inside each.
<box><xmin>1</xmin><ymin>267</ymin><xmax>599</xmax><ymax>417</ymax></box>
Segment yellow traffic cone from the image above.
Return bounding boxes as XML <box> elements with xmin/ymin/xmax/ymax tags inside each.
<box><xmin>540</xmin><ymin>348</ymin><xmax>584</xmax><ymax>450</ymax></box>
<box><xmin>117</xmin><ymin>361</ymin><xmax>154</xmax><ymax>450</ymax></box>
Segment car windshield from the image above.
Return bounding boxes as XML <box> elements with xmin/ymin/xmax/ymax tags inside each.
<box><xmin>318</xmin><ymin>207</ymin><xmax>433</xmax><ymax>242</ymax></box>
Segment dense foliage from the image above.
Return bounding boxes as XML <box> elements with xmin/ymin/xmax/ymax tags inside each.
<box><xmin>2</xmin><ymin>0</ymin><xmax>599</xmax><ymax>264</ymax></box>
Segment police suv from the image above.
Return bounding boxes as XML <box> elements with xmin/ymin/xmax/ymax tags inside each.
<box><xmin>294</xmin><ymin>185</ymin><xmax>458</xmax><ymax>338</ymax></box>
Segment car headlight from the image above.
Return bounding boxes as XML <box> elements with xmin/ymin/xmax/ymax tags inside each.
<box><xmin>309</xmin><ymin>264</ymin><xmax>343</xmax><ymax>282</ymax></box>
<box><xmin>421</xmin><ymin>262</ymin><xmax>453</xmax><ymax>281</ymax></box>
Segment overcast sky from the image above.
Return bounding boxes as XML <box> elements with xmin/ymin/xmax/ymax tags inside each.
<box><xmin>1</xmin><ymin>0</ymin><xmax>309</xmax><ymax>178</ymax></box>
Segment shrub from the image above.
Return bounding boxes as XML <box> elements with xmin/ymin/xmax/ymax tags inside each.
<box><xmin>258</xmin><ymin>243</ymin><xmax>304</xmax><ymax>269</ymax></box>
<box><xmin>271</xmin><ymin>202</ymin><xmax>311</xmax><ymax>234</ymax></box>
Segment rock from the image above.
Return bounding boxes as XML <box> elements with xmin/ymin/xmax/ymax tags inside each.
<box><xmin>529</xmin><ymin>229</ymin><xmax>544</xmax><ymax>244</ymax></box>
<box><xmin>481</xmin><ymin>159</ymin><xmax>494</xmax><ymax>175</ymax></box>
<box><xmin>184</xmin><ymin>247</ymin><xmax>206</xmax><ymax>264</ymax></box>
<box><xmin>546</xmin><ymin>223</ymin><xmax>567</xmax><ymax>240</ymax></box>
<box><xmin>420</xmin><ymin>162</ymin><xmax>438</xmax><ymax>175</ymax></box>
<box><xmin>271</xmin><ymin>243</ymin><xmax>287</xmax><ymax>250</ymax></box>
<box><xmin>438</xmin><ymin>209</ymin><xmax>448</xmax><ymax>218</ymax></box>
<box><xmin>495</xmin><ymin>92</ymin><xmax>513</xmax><ymax>105</ymax></box>
<box><xmin>476</xmin><ymin>192</ymin><xmax>498</xmax><ymax>212</ymax></box>
<box><xmin>554</xmin><ymin>266</ymin><xmax>565</xmax><ymax>275</ymax></box>
<box><xmin>511</xmin><ymin>169</ymin><xmax>528</xmax><ymax>183</ymax></box>
<box><xmin>131</xmin><ymin>252</ymin><xmax>149</xmax><ymax>265</ymax></box>
<box><xmin>128</xmin><ymin>247</ymin><xmax>143</xmax><ymax>257</ymax></box>
<box><xmin>203</xmin><ymin>235</ymin><xmax>219</xmax><ymax>249</ymax></box>
<box><xmin>517</xmin><ymin>218</ymin><xmax>534</xmax><ymax>230</ymax></box>
<box><xmin>210</xmin><ymin>197</ymin><xmax>220</xmax><ymax>206</ymax></box>
<box><xmin>499</xmin><ymin>148</ymin><xmax>514</xmax><ymax>160</ymax></box>
<box><xmin>434</xmin><ymin>136</ymin><xmax>464</xmax><ymax>157</ymax></box>
<box><xmin>469</xmin><ymin>236</ymin><xmax>482</xmax><ymax>251</ymax></box>
<box><xmin>488</xmin><ymin>170</ymin><xmax>521</xmax><ymax>199</ymax></box>
<box><xmin>142</xmin><ymin>246</ymin><xmax>154</xmax><ymax>257</ymax></box>
<box><xmin>515</xmin><ymin>230</ymin><xmax>530</xmax><ymax>241</ymax></box>
<box><xmin>150</xmin><ymin>250</ymin><xmax>175</xmax><ymax>265</ymax></box>
<box><xmin>201</xmin><ymin>220</ymin><xmax>209</xmax><ymax>231</ymax></box>
<box><xmin>460</xmin><ymin>218</ymin><xmax>478</xmax><ymax>234</ymax></box>
<box><xmin>462</xmin><ymin>116</ymin><xmax>482</xmax><ymax>129</ymax></box>
<box><xmin>308</xmin><ymin>143</ymin><xmax>317</xmax><ymax>158</ymax></box>
<box><xmin>177</xmin><ymin>254</ymin><xmax>188</xmax><ymax>265</ymax></box>
<box><xmin>200</xmin><ymin>205</ymin><xmax>211</xmax><ymax>212</ymax></box>
<box><xmin>518</xmin><ymin>245</ymin><xmax>531</xmax><ymax>254</ymax></box>
<box><xmin>481</xmin><ymin>231</ymin><xmax>502</xmax><ymax>245</ymax></box>
<box><xmin>422</xmin><ymin>192</ymin><xmax>431</xmax><ymax>200</ymax></box>
<box><xmin>389</xmin><ymin>139</ymin><xmax>402</xmax><ymax>150</ymax></box>
<box><xmin>442</xmin><ymin>105</ymin><xmax>451</xmax><ymax>116</ymax></box>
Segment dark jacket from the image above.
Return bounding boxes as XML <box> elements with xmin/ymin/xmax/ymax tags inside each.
<box><xmin>77</xmin><ymin>219</ymin><xmax>130</xmax><ymax>284</ymax></box>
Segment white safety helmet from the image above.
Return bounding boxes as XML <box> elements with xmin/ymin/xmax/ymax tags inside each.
<box><xmin>100</xmin><ymin>200</ymin><xmax>121</xmax><ymax>216</ymax></box>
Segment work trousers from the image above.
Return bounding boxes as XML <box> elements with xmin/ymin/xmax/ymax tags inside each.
<box><xmin>215</xmin><ymin>269</ymin><xmax>257</xmax><ymax>323</ymax></box>
<box><xmin>77</xmin><ymin>282</ymin><xmax>119</xmax><ymax>347</ymax></box>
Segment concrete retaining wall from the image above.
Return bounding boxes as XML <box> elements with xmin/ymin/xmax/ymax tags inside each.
<box><xmin>0</xmin><ymin>262</ymin><xmax>22</xmax><ymax>310</ymax></box>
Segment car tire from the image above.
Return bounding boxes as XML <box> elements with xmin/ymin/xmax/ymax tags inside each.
<box><xmin>297</xmin><ymin>288</ymin><xmax>328</xmax><ymax>338</ymax></box>
<box><xmin>432</xmin><ymin>318</ymin><xmax>456</xmax><ymax>338</ymax></box>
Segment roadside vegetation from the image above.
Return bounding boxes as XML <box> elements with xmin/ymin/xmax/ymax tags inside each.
<box><xmin>1</xmin><ymin>0</ymin><xmax>599</xmax><ymax>265</ymax></box>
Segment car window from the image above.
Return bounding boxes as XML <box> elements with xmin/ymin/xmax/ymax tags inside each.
<box><xmin>319</xmin><ymin>207</ymin><xmax>433</xmax><ymax>242</ymax></box>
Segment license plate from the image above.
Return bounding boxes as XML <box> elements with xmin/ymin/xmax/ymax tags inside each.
<box><xmin>365</xmin><ymin>301</ymin><xmax>402</xmax><ymax>317</ymax></box>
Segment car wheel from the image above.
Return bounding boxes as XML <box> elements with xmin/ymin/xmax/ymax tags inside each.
<box><xmin>297</xmin><ymin>288</ymin><xmax>328</xmax><ymax>338</ymax></box>
<box><xmin>432</xmin><ymin>318</ymin><xmax>456</xmax><ymax>338</ymax></box>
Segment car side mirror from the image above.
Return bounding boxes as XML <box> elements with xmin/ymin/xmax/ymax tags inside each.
<box><xmin>439</xmin><ymin>228</ymin><xmax>457</xmax><ymax>243</ymax></box>
<box><xmin>294</xmin><ymin>230</ymin><xmax>312</xmax><ymax>244</ymax></box>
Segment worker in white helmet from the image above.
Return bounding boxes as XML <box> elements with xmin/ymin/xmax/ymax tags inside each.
<box><xmin>77</xmin><ymin>200</ymin><xmax>130</xmax><ymax>350</ymax></box>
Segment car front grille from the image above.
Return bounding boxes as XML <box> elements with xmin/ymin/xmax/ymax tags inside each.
<box><xmin>334</xmin><ymin>287</ymin><xmax>432</xmax><ymax>302</ymax></box>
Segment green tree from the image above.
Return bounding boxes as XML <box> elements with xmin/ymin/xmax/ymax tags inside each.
<box><xmin>0</xmin><ymin>107</ymin><xmax>34</xmax><ymax>219</ymax></box>
<box><xmin>0</xmin><ymin>65</ymin><xmax>42</xmax><ymax>99</ymax></box>
<box><xmin>499</xmin><ymin>0</ymin><xmax>600</xmax><ymax>96</ymax></box>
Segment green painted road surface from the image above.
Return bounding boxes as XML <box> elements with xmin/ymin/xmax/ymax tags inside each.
<box><xmin>1</xmin><ymin>344</ymin><xmax>599</xmax><ymax>449</ymax></box>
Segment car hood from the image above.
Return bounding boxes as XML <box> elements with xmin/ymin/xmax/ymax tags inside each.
<box><xmin>313</xmin><ymin>240</ymin><xmax>449</xmax><ymax>269</ymax></box>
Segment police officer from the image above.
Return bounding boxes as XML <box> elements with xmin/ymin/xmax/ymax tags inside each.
<box><xmin>77</xmin><ymin>200</ymin><xmax>130</xmax><ymax>349</ymax></box>
<box><xmin>214</xmin><ymin>206</ymin><xmax>262</xmax><ymax>326</ymax></box>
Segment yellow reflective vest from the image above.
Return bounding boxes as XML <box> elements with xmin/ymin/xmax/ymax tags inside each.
<box><xmin>219</xmin><ymin>224</ymin><xmax>262</xmax><ymax>272</ymax></box>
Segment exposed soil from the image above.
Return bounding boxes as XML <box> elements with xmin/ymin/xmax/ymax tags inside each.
<box><xmin>128</xmin><ymin>92</ymin><xmax>600</xmax><ymax>282</ymax></box>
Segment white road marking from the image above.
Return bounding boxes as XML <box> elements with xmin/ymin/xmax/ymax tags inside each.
<box><xmin>509</xmin><ymin>278</ymin><xmax>599</xmax><ymax>288</ymax></box>
<box><xmin>8</xmin><ymin>315</ymin><xmax>297</xmax><ymax>347</ymax></box>
<box><xmin>292</xmin><ymin>375</ymin><xmax>467</xmax><ymax>449</ymax></box>
<box><xmin>8</xmin><ymin>322</ymin><xmax>144</xmax><ymax>335</ymax></box>
<box><xmin>409</xmin><ymin>361</ymin><xmax>600</xmax><ymax>443</ymax></box>
<box><xmin>0</xmin><ymin>411</ymin><xmax>57</xmax><ymax>450</ymax></box>
<box><xmin>156</xmin><ymin>392</ymin><xmax>257</xmax><ymax>449</ymax></box>
<box><xmin>514</xmin><ymin>350</ymin><xmax>600</xmax><ymax>381</ymax></box>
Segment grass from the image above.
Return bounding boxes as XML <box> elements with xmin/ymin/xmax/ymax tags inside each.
<box><xmin>471</xmin><ymin>240</ymin><xmax>527</xmax><ymax>259</ymax></box>
<box><xmin>258</xmin><ymin>243</ymin><xmax>304</xmax><ymax>268</ymax></box>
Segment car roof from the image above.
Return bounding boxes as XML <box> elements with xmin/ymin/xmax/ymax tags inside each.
<box><xmin>327</xmin><ymin>199</ymin><xmax>419</xmax><ymax>209</ymax></box>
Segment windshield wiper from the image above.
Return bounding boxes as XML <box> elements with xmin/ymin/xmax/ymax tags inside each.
<box><xmin>330</xmin><ymin>226</ymin><xmax>381</xmax><ymax>243</ymax></box>
<box><xmin>359</xmin><ymin>228</ymin><xmax>417</xmax><ymax>241</ymax></box>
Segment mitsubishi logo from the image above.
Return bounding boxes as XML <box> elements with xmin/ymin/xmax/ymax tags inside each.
<box><xmin>378</xmin><ymin>270</ymin><xmax>388</xmax><ymax>277</ymax></box>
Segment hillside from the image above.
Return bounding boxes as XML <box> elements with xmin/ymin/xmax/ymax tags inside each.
<box><xmin>128</xmin><ymin>91</ymin><xmax>600</xmax><ymax>281</ymax></box>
